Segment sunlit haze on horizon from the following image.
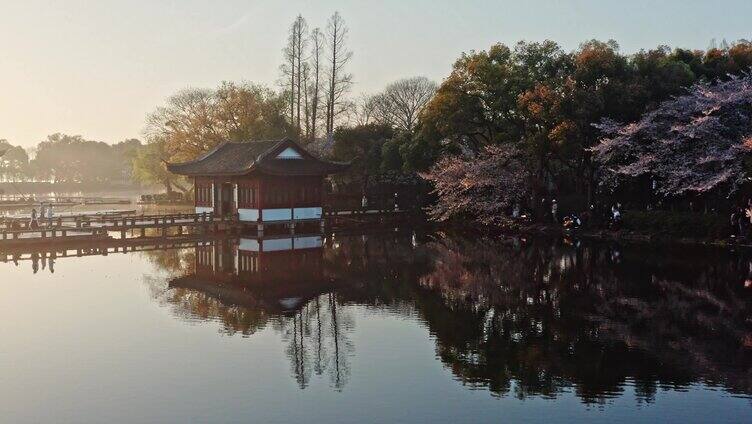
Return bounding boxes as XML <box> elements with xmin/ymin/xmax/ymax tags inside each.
<box><xmin>1</xmin><ymin>0</ymin><xmax>750</xmax><ymax>148</ymax></box>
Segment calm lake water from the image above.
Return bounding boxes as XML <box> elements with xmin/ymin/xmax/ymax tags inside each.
<box><xmin>1</xmin><ymin>230</ymin><xmax>751</xmax><ymax>423</ymax></box>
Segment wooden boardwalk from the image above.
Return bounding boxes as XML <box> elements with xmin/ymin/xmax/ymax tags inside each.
<box><xmin>0</xmin><ymin>212</ymin><xmax>238</xmax><ymax>245</ymax></box>
<box><xmin>0</xmin><ymin>207</ymin><xmax>418</xmax><ymax>246</ymax></box>
<box><xmin>0</xmin><ymin>231</ymin><xmax>324</xmax><ymax>265</ymax></box>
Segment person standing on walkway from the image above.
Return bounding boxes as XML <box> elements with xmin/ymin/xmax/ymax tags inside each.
<box><xmin>732</xmin><ymin>208</ymin><xmax>741</xmax><ymax>237</ymax></box>
<box><xmin>46</xmin><ymin>205</ymin><xmax>54</xmax><ymax>227</ymax></box>
<box><xmin>551</xmin><ymin>199</ymin><xmax>559</xmax><ymax>224</ymax></box>
<box><xmin>611</xmin><ymin>204</ymin><xmax>622</xmax><ymax>230</ymax></box>
<box><xmin>30</xmin><ymin>208</ymin><xmax>38</xmax><ymax>229</ymax></box>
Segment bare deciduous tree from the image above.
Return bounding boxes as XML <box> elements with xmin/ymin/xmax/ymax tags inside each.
<box><xmin>280</xmin><ymin>29</ymin><xmax>296</xmax><ymax>135</ymax></box>
<box><xmin>324</xmin><ymin>12</ymin><xmax>353</xmax><ymax>142</ymax></box>
<box><xmin>307</xmin><ymin>27</ymin><xmax>324</xmax><ymax>142</ymax></box>
<box><xmin>302</xmin><ymin>62</ymin><xmax>311</xmax><ymax>140</ymax></box>
<box><xmin>280</xmin><ymin>15</ymin><xmax>308</xmax><ymax>140</ymax></box>
<box><xmin>294</xmin><ymin>16</ymin><xmax>308</xmax><ymax>140</ymax></box>
<box><xmin>373</xmin><ymin>76</ymin><xmax>437</xmax><ymax>134</ymax></box>
<box><xmin>349</xmin><ymin>94</ymin><xmax>380</xmax><ymax>126</ymax></box>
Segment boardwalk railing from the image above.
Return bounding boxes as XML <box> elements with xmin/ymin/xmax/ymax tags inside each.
<box><xmin>0</xmin><ymin>212</ymin><xmax>239</xmax><ymax>244</ymax></box>
<box><xmin>0</xmin><ymin>195</ymin><xmax>131</xmax><ymax>205</ymax></box>
<box><xmin>1</xmin><ymin>212</ymin><xmax>231</xmax><ymax>230</ymax></box>
<box><xmin>0</xmin><ymin>205</ymin><xmax>415</xmax><ymax>245</ymax></box>
<box><xmin>0</xmin><ymin>233</ymin><xmax>231</xmax><ymax>264</ymax></box>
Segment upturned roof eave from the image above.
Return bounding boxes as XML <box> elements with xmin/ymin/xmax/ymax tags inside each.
<box><xmin>165</xmin><ymin>138</ymin><xmax>352</xmax><ymax>177</ymax></box>
<box><xmin>173</xmin><ymin>164</ymin><xmax>350</xmax><ymax>178</ymax></box>
<box><xmin>169</xmin><ymin>164</ymin><xmax>259</xmax><ymax>177</ymax></box>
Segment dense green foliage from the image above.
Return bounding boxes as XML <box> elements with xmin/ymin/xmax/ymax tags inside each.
<box><xmin>416</xmin><ymin>39</ymin><xmax>752</xmax><ymax>222</ymax></box>
<box><xmin>331</xmin><ymin>124</ymin><xmax>394</xmax><ymax>188</ymax></box>
<box><xmin>332</xmin><ymin>40</ymin><xmax>752</xmax><ymax>183</ymax></box>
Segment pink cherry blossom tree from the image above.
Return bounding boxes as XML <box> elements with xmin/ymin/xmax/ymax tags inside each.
<box><xmin>592</xmin><ymin>73</ymin><xmax>752</xmax><ymax>199</ymax></box>
<box><xmin>421</xmin><ymin>144</ymin><xmax>531</xmax><ymax>224</ymax></box>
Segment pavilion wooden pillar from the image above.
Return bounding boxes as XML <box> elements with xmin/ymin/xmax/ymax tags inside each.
<box><xmin>193</xmin><ymin>177</ymin><xmax>198</xmax><ymax>209</ymax></box>
<box><xmin>290</xmin><ymin>177</ymin><xmax>298</xmax><ymax>234</ymax></box>
<box><xmin>232</xmin><ymin>177</ymin><xmax>239</xmax><ymax>216</ymax></box>
<box><xmin>257</xmin><ymin>176</ymin><xmax>265</xmax><ymax>237</ymax></box>
<box><xmin>319</xmin><ymin>176</ymin><xmax>326</xmax><ymax>233</ymax></box>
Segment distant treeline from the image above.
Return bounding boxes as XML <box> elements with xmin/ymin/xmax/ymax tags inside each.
<box><xmin>0</xmin><ymin>134</ymin><xmax>141</xmax><ymax>187</ymax></box>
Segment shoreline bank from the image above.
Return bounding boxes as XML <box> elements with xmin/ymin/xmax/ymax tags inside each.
<box><xmin>442</xmin><ymin>221</ymin><xmax>750</xmax><ymax>250</ymax></box>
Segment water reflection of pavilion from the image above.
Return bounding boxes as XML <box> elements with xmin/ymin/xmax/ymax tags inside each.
<box><xmin>164</xmin><ymin>234</ymin><xmax>352</xmax><ymax>389</ymax></box>
<box><xmin>169</xmin><ymin>235</ymin><xmax>330</xmax><ymax>314</ymax></box>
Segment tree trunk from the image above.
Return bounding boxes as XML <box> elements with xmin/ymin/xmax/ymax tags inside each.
<box><xmin>296</xmin><ymin>31</ymin><xmax>302</xmax><ymax>140</ymax></box>
<box><xmin>163</xmin><ymin>180</ymin><xmax>173</xmax><ymax>194</ymax></box>
<box><xmin>327</xmin><ymin>38</ymin><xmax>337</xmax><ymax>137</ymax></box>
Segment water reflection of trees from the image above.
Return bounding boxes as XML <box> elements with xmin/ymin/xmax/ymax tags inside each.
<box><xmin>144</xmin><ymin>232</ymin><xmax>752</xmax><ymax>402</ymax></box>
<box><xmin>274</xmin><ymin>293</ymin><xmax>354</xmax><ymax>390</ymax></box>
<box><xmin>141</xmin><ymin>243</ymin><xmax>195</xmax><ymax>275</ymax></box>
<box><xmin>416</xmin><ymin>236</ymin><xmax>752</xmax><ymax>403</ymax></box>
<box><xmin>155</xmin><ymin>282</ymin><xmax>272</xmax><ymax>336</ymax></box>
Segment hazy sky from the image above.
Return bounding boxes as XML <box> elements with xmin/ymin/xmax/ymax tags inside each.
<box><xmin>1</xmin><ymin>0</ymin><xmax>750</xmax><ymax>148</ymax></box>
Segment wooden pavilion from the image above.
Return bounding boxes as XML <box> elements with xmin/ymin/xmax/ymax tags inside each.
<box><xmin>167</xmin><ymin>139</ymin><xmax>348</xmax><ymax>227</ymax></box>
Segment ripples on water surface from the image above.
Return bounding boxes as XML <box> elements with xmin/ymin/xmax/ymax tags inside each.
<box><xmin>1</xmin><ymin>231</ymin><xmax>751</xmax><ymax>423</ymax></box>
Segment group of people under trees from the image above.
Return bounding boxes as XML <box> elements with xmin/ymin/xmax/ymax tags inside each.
<box><xmin>534</xmin><ymin>194</ymin><xmax>752</xmax><ymax>239</ymax></box>
<box><xmin>730</xmin><ymin>202</ymin><xmax>752</xmax><ymax>239</ymax></box>
<box><xmin>536</xmin><ymin>198</ymin><xmax>622</xmax><ymax>231</ymax></box>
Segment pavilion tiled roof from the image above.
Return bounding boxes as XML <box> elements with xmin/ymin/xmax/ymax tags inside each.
<box><xmin>166</xmin><ymin>138</ymin><xmax>349</xmax><ymax>177</ymax></box>
<box><xmin>169</xmin><ymin>272</ymin><xmax>332</xmax><ymax>313</ymax></box>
